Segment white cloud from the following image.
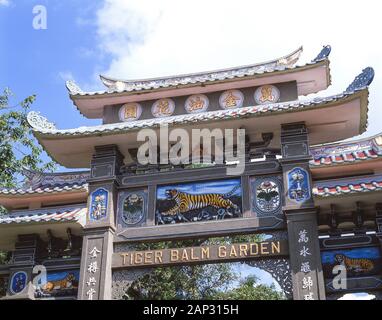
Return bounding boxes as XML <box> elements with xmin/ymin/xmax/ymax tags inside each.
<box><xmin>0</xmin><ymin>0</ymin><xmax>10</xmax><ymax>6</ymax></box>
<box><xmin>338</xmin><ymin>293</ymin><xmax>376</xmax><ymax>300</ymax></box>
<box><xmin>95</xmin><ymin>0</ymin><xmax>382</xmax><ymax>136</ymax></box>
<box><xmin>58</xmin><ymin>71</ymin><xmax>75</xmax><ymax>82</ymax></box>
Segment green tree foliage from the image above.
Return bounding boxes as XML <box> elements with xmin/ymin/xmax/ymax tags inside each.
<box><xmin>122</xmin><ymin>234</ymin><xmax>284</xmax><ymax>300</ymax></box>
<box><xmin>127</xmin><ymin>263</ymin><xmax>236</xmax><ymax>300</ymax></box>
<box><xmin>0</xmin><ymin>88</ymin><xmax>55</xmax><ymax>190</ymax></box>
<box><xmin>0</xmin><ymin>88</ymin><xmax>56</xmax><ymax>266</ymax></box>
<box><xmin>215</xmin><ymin>275</ymin><xmax>285</xmax><ymax>300</ymax></box>
<box><xmin>0</xmin><ymin>252</ymin><xmax>11</xmax><ymax>265</ymax></box>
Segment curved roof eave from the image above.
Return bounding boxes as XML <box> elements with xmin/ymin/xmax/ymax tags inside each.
<box><xmin>310</xmin><ymin>132</ymin><xmax>382</xmax><ymax>168</ymax></box>
<box><xmin>30</xmin><ymin>66</ymin><xmax>371</xmax><ymax>139</ymax></box>
<box><xmin>66</xmin><ymin>46</ymin><xmax>331</xmax><ymax>99</ymax></box>
<box><xmin>99</xmin><ymin>46</ymin><xmax>304</xmax><ymax>88</ymax></box>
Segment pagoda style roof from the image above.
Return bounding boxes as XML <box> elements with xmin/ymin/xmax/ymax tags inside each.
<box><xmin>0</xmin><ymin>205</ymin><xmax>86</xmax><ymax>225</ymax></box>
<box><xmin>66</xmin><ymin>46</ymin><xmax>331</xmax><ymax>119</ymax></box>
<box><xmin>0</xmin><ymin>170</ymin><xmax>89</xmax><ymax>196</ymax></box>
<box><xmin>0</xmin><ymin>184</ymin><xmax>87</xmax><ymax>196</ymax></box>
<box><xmin>28</xmin><ymin>67</ymin><xmax>373</xmax><ymax>168</ymax></box>
<box><xmin>313</xmin><ymin>174</ymin><xmax>382</xmax><ymax>198</ymax></box>
<box><xmin>0</xmin><ymin>171</ymin><xmax>89</xmax><ymax>210</ymax></box>
<box><xmin>0</xmin><ymin>204</ymin><xmax>86</xmax><ymax>251</ymax></box>
<box><xmin>99</xmin><ymin>46</ymin><xmax>305</xmax><ymax>91</ymax></box>
<box><xmin>310</xmin><ymin>132</ymin><xmax>382</xmax><ymax>167</ymax></box>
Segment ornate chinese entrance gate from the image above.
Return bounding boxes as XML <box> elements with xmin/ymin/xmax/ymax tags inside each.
<box><xmin>77</xmin><ymin>123</ymin><xmax>326</xmax><ymax>300</ymax></box>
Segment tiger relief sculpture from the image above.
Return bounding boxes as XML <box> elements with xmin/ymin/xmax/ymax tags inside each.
<box><xmin>334</xmin><ymin>254</ymin><xmax>374</xmax><ymax>274</ymax></box>
<box><xmin>161</xmin><ymin>185</ymin><xmax>241</xmax><ymax>218</ymax></box>
<box><xmin>42</xmin><ymin>273</ymin><xmax>77</xmax><ymax>292</ymax></box>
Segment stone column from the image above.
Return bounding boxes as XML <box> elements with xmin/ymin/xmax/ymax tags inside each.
<box><xmin>78</xmin><ymin>145</ymin><xmax>123</xmax><ymax>300</ymax></box>
<box><xmin>280</xmin><ymin>123</ymin><xmax>326</xmax><ymax>300</ymax></box>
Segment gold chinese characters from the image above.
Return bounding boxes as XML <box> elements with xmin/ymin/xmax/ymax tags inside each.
<box><xmin>219</xmin><ymin>90</ymin><xmax>244</xmax><ymax>109</ymax></box>
<box><xmin>119</xmin><ymin>103</ymin><xmax>142</xmax><ymax>122</ymax></box>
<box><xmin>152</xmin><ymin>98</ymin><xmax>175</xmax><ymax>118</ymax></box>
<box><xmin>254</xmin><ymin>85</ymin><xmax>280</xmax><ymax>105</ymax></box>
<box><xmin>185</xmin><ymin>94</ymin><xmax>209</xmax><ymax>113</ymax></box>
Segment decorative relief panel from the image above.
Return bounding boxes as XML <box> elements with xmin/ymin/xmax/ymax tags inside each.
<box><xmin>34</xmin><ymin>270</ymin><xmax>80</xmax><ymax>298</ymax></box>
<box><xmin>89</xmin><ymin>188</ymin><xmax>109</xmax><ymax>222</ymax></box>
<box><xmin>152</xmin><ymin>98</ymin><xmax>175</xmax><ymax>118</ymax></box>
<box><xmin>117</xmin><ymin>190</ymin><xmax>148</xmax><ymax>228</ymax></box>
<box><xmin>10</xmin><ymin>271</ymin><xmax>27</xmax><ymax>295</ymax></box>
<box><xmin>219</xmin><ymin>90</ymin><xmax>244</xmax><ymax>109</ymax></box>
<box><xmin>156</xmin><ymin>179</ymin><xmax>242</xmax><ymax>225</ymax></box>
<box><xmin>254</xmin><ymin>85</ymin><xmax>280</xmax><ymax>105</ymax></box>
<box><xmin>245</xmin><ymin>258</ymin><xmax>292</xmax><ymax>299</ymax></box>
<box><xmin>119</xmin><ymin>103</ymin><xmax>143</xmax><ymax>122</ymax></box>
<box><xmin>287</xmin><ymin>167</ymin><xmax>311</xmax><ymax>203</ymax></box>
<box><xmin>321</xmin><ymin>247</ymin><xmax>382</xmax><ymax>279</ymax></box>
<box><xmin>184</xmin><ymin>94</ymin><xmax>209</xmax><ymax>113</ymax></box>
<box><xmin>250</xmin><ymin>176</ymin><xmax>283</xmax><ymax>216</ymax></box>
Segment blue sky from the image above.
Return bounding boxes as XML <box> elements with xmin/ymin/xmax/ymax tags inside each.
<box><xmin>1</xmin><ymin>0</ymin><xmax>382</xmax><ymax>174</ymax></box>
<box><xmin>0</xmin><ymin>0</ymin><xmax>104</xmax><ymax>132</ymax></box>
<box><xmin>1</xmin><ymin>2</ymin><xmax>381</xmax><ymax>299</ymax></box>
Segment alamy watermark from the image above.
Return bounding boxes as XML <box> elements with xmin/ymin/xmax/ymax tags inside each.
<box><xmin>32</xmin><ymin>5</ymin><xmax>47</xmax><ymax>30</ymax></box>
<box><xmin>136</xmin><ymin>125</ymin><xmax>246</xmax><ymax>176</ymax></box>
<box><xmin>332</xmin><ymin>265</ymin><xmax>347</xmax><ymax>290</ymax></box>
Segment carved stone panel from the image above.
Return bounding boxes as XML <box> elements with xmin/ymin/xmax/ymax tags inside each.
<box><xmin>286</xmin><ymin>167</ymin><xmax>311</xmax><ymax>204</ymax></box>
<box><xmin>155</xmin><ymin>178</ymin><xmax>242</xmax><ymax>225</ymax></box>
<box><xmin>117</xmin><ymin>189</ymin><xmax>148</xmax><ymax>229</ymax></box>
<box><xmin>89</xmin><ymin>188</ymin><xmax>109</xmax><ymax>222</ymax></box>
<box><xmin>250</xmin><ymin>175</ymin><xmax>283</xmax><ymax>216</ymax></box>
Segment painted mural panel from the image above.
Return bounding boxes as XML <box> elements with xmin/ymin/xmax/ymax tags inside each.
<box><xmin>34</xmin><ymin>270</ymin><xmax>80</xmax><ymax>298</ymax></box>
<box><xmin>287</xmin><ymin>167</ymin><xmax>311</xmax><ymax>203</ymax></box>
<box><xmin>156</xmin><ymin>179</ymin><xmax>242</xmax><ymax>225</ymax></box>
<box><xmin>117</xmin><ymin>190</ymin><xmax>148</xmax><ymax>228</ymax></box>
<box><xmin>10</xmin><ymin>271</ymin><xmax>27</xmax><ymax>295</ymax></box>
<box><xmin>89</xmin><ymin>188</ymin><xmax>108</xmax><ymax>222</ymax></box>
<box><xmin>321</xmin><ymin>247</ymin><xmax>382</xmax><ymax>278</ymax></box>
<box><xmin>250</xmin><ymin>176</ymin><xmax>283</xmax><ymax>216</ymax></box>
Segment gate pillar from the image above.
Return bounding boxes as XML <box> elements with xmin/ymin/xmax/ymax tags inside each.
<box><xmin>280</xmin><ymin>123</ymin><xmax>326</xmax><ymax>300</ymax></box>
<box><xmin>78</xmin><ymin>145</ymin><xmax>123</xmax><ymax>300</ymax></box>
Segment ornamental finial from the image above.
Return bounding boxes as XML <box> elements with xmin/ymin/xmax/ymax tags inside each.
<box><xmin>65</xmin><ymin>80</ymin><xmax>83</xmax><ymax>95</ymax></box>
<box><xmin>21</xmin><ymin>167</ymin><xmax>43</xmax><ymax>188</ymax></box>
<box><xmin>345</xmin><ymin>67</ymin><xmax>375</xmax><ymax>93</ymax></box>
<box><xmin>27</xmin><ymin>111</ymin><xmax>56</xmax><ymax>131</ymax></box>
<box><xmin>312</xmin><ymin>45</ymin><xmax>331</xmax><ymax>62</ymax></box>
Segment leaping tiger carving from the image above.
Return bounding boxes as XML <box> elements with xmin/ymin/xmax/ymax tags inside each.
<box><xmin>161</xmin><ymin>185</ymin><xmax>241</xmax><ymax>216</ymax></box>
<box><xmin>42</xmin><ymin>273</ymin><xmax>77</xmax><ymax>292</ymax></box>
<box><xmin>335</xmin><ymin>254</ymin><xmax>374</xmax><ymax>273</ymax></box>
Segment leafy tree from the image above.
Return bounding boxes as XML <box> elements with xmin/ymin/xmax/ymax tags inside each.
<box><xmin>0</xmin><ymin>252</ymin><xmax>11</xmax><ymax>265</ymax></box>
<box><xmin>215</xmin><ymin>275</ymin><xmax>285</xmax><ymax>300</ymax></box>
<box><xmin>127</xmin><ymin>263</ymin><xmax>236</xmax><ymax>300</ymax></box>
<box><xmin>0</xmin><ymin>88</ymin><xmax>56</xmax><ymax>263</ymax></box>
<box><xmin>0</xmin><ymin>88</ymin><xmax>56</xmax><ymax>213</ymax></box>
<box><xmin>122</xmin><ymin>234</ymin><xmax>284</xmax><ymax>300</ymax></box>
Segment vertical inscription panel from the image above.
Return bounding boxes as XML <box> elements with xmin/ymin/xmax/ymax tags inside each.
<box><xmin>78</xmin><ymin>233</ymin><xmax>111</xmax><ymax>300</ymax></box>
<box><xmin>286</xmin><ymin>212</ymin><xmax>326</xmax><ymax>300</ymax></box>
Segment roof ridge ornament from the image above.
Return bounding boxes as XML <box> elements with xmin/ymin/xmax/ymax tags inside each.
<box><xmin>98</xmin><ymin>47</ymin><xmax>304</xmax><ymax>90</ymax></box>
<box><xmin>21</xmin><ymin>167</ymin><xmax>44</xmax><ymax>188</ymax></box>
<box><xmin>66</xmin><ymin>80</ymin><xmax>83</xmax><ymax>95</ymax></box>
<box><xmin>27</xmin><ymin>111</ymin><xmax>56</xmax><ymax>131</ymax></box>
<box><xmin>312</xmin><ymin>45</ymin><xmax>331</xmax><ymax>62</ymax></box>
<box><xmin>345</xmin><ymin>67</ymin><xmax>375</xmax><ymax>93</ymax></box>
